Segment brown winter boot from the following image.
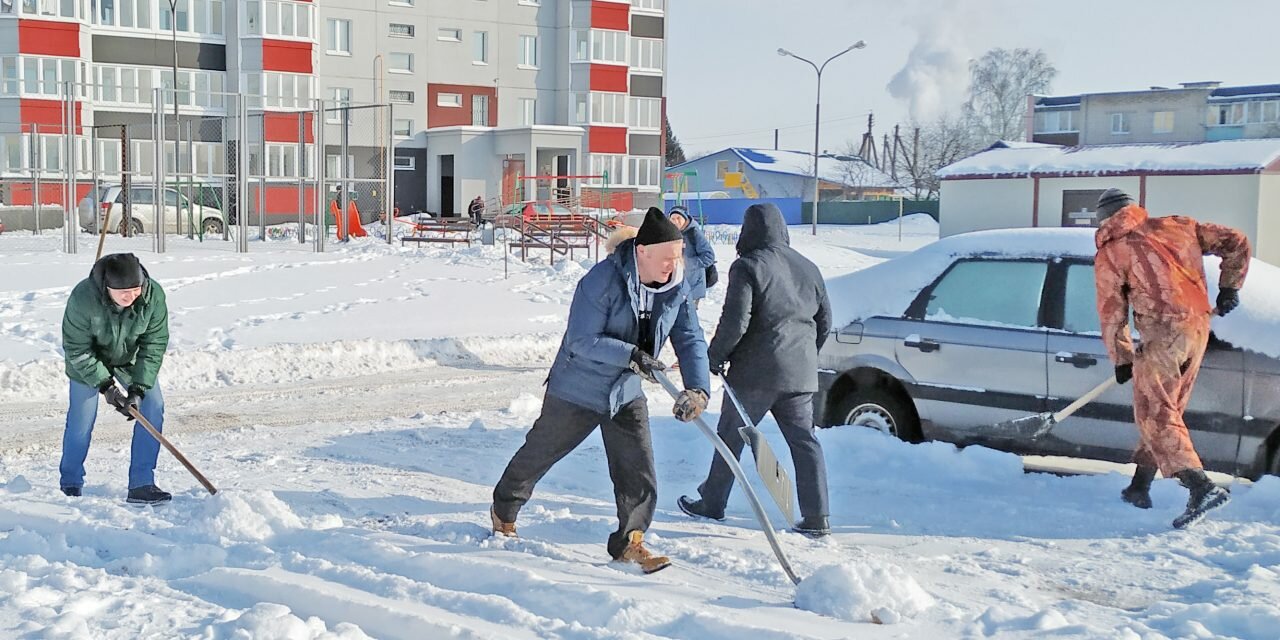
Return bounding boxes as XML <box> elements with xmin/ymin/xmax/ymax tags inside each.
<box><xmin>490</xmin><ymin>505</ymin><xmax>517</xmax><ymax>538</ymax></box>
<box><xmin>617</xmin><ymin>530</ymin><xmax>671</xmax><ymax>574</ymax></box>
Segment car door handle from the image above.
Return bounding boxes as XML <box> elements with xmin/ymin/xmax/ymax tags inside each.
<box><xmin>1054</xmin><ymin>351</ymin><xmax>1098</xmax><ymax>368</ymax></box>
<box><xmin>904</xmin><ymin>336</ymin><xmax>941</xmax><ymax>353</ymax></box>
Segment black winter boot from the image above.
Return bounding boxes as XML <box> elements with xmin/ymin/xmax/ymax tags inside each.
<box><xmin>793</xmin><ymin>516</ymin><xmax>830</xmax><ymax>539</ymax></box>
<box><xmin>61</xmin><ymin>486</ymin><xmax>81</xmax><ymax>497</ymax></box>
<box><xmin>1171</xmin><ymin>469</ymin><xmax>1230</xmax><ymax>529</ymax></box>
<box><xmin>1120</xmin><ymin>465</ymin><xmax>1156</xmax><ymax>509</ymax></box>
<box><xmin>677</xmin><ymin>495</ymin><xmax>725</xmax><ymax>522</ymax></box>
<box><xmin>126</xmin><ymin>484</ymin><xmax>172</xmax><ymax>505</ymax></box>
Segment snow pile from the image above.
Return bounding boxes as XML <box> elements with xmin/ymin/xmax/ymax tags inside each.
<box><xmin>827</xmin><ymin>227</ymin><xmax>1096</xmax><ymax>325</ymax></box>
<box><xmin>188</xmin><ymin>490</ymin><xmax>325</xmax><ymax>543</ymax></box>
<box><xmin>202</xmin><ymin>603</ymin><xmax>372</xmax><ymax>640</ymax></box>
<box><xmin>1207</xmin><ymin>256</ymin><xmax>1280</xmax><ymax>359</ymax></box>
<box><xmin>794</xmin><ymin>560</ymin><xmax>935</xmax><ymax>624</ymax></box>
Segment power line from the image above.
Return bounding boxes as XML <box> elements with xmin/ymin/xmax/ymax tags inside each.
<box><xmin>681</xmin><ymin>111</ymin><xmax>873</xmax><ymax>143</ymax></box>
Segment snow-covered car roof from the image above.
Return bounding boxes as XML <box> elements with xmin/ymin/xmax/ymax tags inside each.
<box><xmin>827</xmin><ymin>227</ymin><xmax>1280</xmax><ymax>359</ymax></box>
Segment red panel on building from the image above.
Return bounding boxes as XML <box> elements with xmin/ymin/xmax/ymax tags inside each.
<box><xmin>247</xmin><ymin>184</ymin><xmax>320</xmax><ymax>215</ymax></box>
<box><xmin>21</xmin><ymin>99</ymin><xmax>83</xmax><ymax>133</ymax></box>
<box><xmin>589</xmin><ymin>126</ymin><xmax>627</xmax><ymax>154</ymax></box>
<box><xmin>263</xmin><ymin>112</ymin><xmax>315</xmax><ymax>144</ymax></box>
<box><xmin>18</xmin><ymin>20</ymin><xmax>80</xmax><ymax>57</ymax></box>
<box><xmin>9</xmin><ymin>182</ymin><xmax>94</xmax><ymax>207</ymax></box>
<box><xmin>427</xmin><ymin>84</ymin><xmax>498</xmax><ymax>128</ymax></box>
<box><xmin>590</xmin><ymin>1</ymin><xmax>630</xmax><ymax>31</ymax></box>
<box><xmin>589</xmin><ymin>65</ymin><xmax>628</xmax><ymax>93</ymax></box>
<box><xmin>262</xmin><ymin>40</ymin><xmax>313</xmax><ymax>74</ymax></box>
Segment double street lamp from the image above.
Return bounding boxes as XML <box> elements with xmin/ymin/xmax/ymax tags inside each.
<box><xmin>778</xmin><ymin>41</ymin><xmax>866</xmax><ymax>235</ymax></box>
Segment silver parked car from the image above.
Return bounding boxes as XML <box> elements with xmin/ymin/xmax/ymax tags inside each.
<box><xmin>816</xmin><ymin>228</ymin><xmax>1280</xmax><ymax>479</ymax></box>
<box><xmin>78</xmin><ymin>184</ymin><xmax>226</xmax><ymax>236</ymax></box>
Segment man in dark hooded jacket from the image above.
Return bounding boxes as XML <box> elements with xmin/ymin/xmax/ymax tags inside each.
<box><xmin>677</xmin><ymin>202</ymin><xmax>834</xmax><ymax>537</ymax></box>
<box><xmin>490</xmin><ymin>208</ymin><xmax>710</xmax><ymax>573</ymax></box>
<box><xmin>60</xmin><ymin>253</ymin><xmax>172</xmax><ymax>504</ymax></box>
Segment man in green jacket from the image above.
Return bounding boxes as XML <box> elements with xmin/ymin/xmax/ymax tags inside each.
<box><xmin>60</xmin><ymin>253</ymin><xmax>172</xmax><ymax>504</ymax></box>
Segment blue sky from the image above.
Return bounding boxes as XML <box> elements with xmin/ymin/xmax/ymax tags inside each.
<box><xmin>666</xmin><ymin>0</ymin><xmax>1280</xmax><ymax>156</ymax></box>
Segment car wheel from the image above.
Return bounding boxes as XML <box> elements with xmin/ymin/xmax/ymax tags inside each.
<box><xmin>832</xmin><ymin>387</ymin><xmax>921</xmax><ymax>442</ymax></box>
<box><xmin>118</xmin><ymin>218</ymin><xmax>144</xmax><ymax>236</ymax></box>
<box><xmin>203</xmin><ymin>218</ymin><xmax>224</xmax><ymax>236</ymax></box>
<box><xmin>1268</xmin><ymin>442</ymin><xmax>1280</xmax><ymax>478</ymax></box>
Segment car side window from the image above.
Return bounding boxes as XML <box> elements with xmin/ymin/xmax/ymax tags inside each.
<box><xmin>164</xmin><ymin>190</ymin><xmax>179</xmax><ymax>207</ymax></box>
<box><xmin>130</xmin><ymin>188</ymin><xmax>153</xmax><ymax>205</ymax></box>
<box><xmin>924</xmin><ymin>260</ymin><xmax>1048</xmax><ymax>328</ymax></box>
<box><xmin>1063</xmin><ymin>263</ymin><xmax>1101</xmax><ymax>334</ymax></box>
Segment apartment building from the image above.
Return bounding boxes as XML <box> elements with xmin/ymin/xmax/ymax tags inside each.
<box><xmin>1028</xmin><ymin>81</ymin><xmax>1280</xmax><ymax>147</ymax></box>
<box><xmin>0</xmin><ymin>0</ymin><xmax>667</xmax><ymax>215</ymax></box>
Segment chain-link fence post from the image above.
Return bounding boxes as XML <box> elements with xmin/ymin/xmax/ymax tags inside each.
<box><xmin>315</xmin><ymin>98</ymin><xmax>326</xmax><ymax>253</ymax></box>
<box><xmin>386</xmin><ymin>102</ymin><xmax>394</xmax><ymax>246</ymax></box>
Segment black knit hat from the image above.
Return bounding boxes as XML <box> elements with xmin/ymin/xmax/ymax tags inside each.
<box><xmin>102</xmin><ymin>253</ymin><xmax>145</xmax><ymax>289</ymax></box>
<box><xmin>1096</xmin><ymin>188</ymin><xmax>1134</xmax><ymax>219</ymax></box>
<box><xmin>634</xmin><ymin>207</ymin><xmax>682</xmax><ymax>246</ymax></box>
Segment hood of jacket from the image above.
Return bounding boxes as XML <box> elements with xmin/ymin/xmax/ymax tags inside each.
<box><xmin>736</xmin><ymin>203</ymin><xmax>790</xmax><ymax>255</ymax></box>
<box><xmin>1095</xmin><ymin>204</ymin><xmax>1149</xmax><ymax>249</ymax></box>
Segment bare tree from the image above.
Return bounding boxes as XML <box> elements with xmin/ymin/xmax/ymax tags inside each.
<box><xmin>835</xmin><ymin>142</ymin><xmax>884</xmax><ymax>200</ymax></box>
<box><xmin>894</xmin><ymin>114</ymin><xmax>984</xmax><ymax>200</ymax></box>
<box><xmin>963</xmin><ymin>48</ymin><xmax>1056</xmax><ymax>144</ymax></box>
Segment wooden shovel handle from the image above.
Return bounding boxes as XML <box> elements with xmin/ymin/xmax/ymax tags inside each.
<box><xmin>129</xmin><ymin>407</ymin><xmax>219</xmax><ymax>495</ymax></box>
<box><xmin>1052</xmin><ymin>376</ymin><xmax>1117</xmax><ymax>423</ymax></box>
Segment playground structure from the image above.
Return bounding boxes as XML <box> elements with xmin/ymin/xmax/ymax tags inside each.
<box><xmin>662</xmin><ymin>171</ymin><xmax>708</xmax><ymax>223</ymax></box>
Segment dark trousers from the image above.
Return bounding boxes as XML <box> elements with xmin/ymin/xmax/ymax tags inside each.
<box><xmin>697</xmin><ymin>388</ymin><xmax>829</xmax><ymax>520</ymax></box>
<box><xmin>493</xmin><ymin>393</ymin><xmax>655</xmax><ymax>559</ymax></box>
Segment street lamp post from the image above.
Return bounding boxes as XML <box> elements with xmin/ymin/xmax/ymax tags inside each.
<box><xmin>778</xmin><ymin>41</ymin><xmax>866</xmax><ymax>235</ymax></box>
<box><xmin>168</xmin><ymin>1</ymin><xmax>179</xmax><ymax>233</ymax></box>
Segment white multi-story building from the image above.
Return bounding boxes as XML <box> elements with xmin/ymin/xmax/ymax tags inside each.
<box><xmin>0</xmin><ymin>0</ymin><xmax>667</xmax><ymax>214</ymax></box>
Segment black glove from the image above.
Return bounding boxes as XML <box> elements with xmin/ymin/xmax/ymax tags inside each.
<box><xmin>628</xmin><ymin>348</ymin><xmax>665</xmax><ymax>383</ymax></box>
<box><xmin>1115</xmin><ymin>363</ymin><xmax>1133</xmax><ymax>385</ymax></box>
<box><xmin>1216</xmin><ymin>288</ymin><xmax>1239</xmax><ymax>316</ymax></box>
<box><xmin>710</xmin><ymin>362</ymin><xmax>726</xmax><ymax>377</ymax></box>
<box><xmin>100</xmin><ymin>384</ymin><xmax>134</xmax><ymax>420</ymax></box>
<box><xmin>125</xmin><ymin>386</ymin><xmax>144</xmax><ymax>415</ymax></box>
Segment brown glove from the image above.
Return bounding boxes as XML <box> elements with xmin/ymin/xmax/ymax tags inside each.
<box><xmin>673</xmin><ymin>389</ymin><xmax>709</xmax><ymax>423</ymax></box>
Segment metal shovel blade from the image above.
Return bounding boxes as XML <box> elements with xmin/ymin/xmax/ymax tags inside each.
<box><xmin>738</xmin><ymin>425</ymin><xmax>795</xmax><ymax>525</ymax></box>
<box><xmin>985</xmin><ymin>412</ymin><xmax>1058</xmax><ymax>440</ymax></box>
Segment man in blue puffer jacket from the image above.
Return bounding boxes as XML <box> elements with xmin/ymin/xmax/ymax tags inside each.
<box><xmin>491</xmin><ymin>207</ymin><xmax>711</xmax><ymax>574</ymax></box>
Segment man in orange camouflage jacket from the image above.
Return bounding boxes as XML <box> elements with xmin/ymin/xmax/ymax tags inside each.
<box><xmin>1093</xmin><ymin>188</ymin><xmax>1250</xmax><ymax>529</ymax></box>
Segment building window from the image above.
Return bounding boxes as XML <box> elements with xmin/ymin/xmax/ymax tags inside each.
<box><xmin>517</xmin><ymin>0</ymin><xmax>539</xmax><ymax>5</ymax></box>
<box><xmin>1152</xmin><ymin>111</ymin><xmax>1175</xmax><ymax>134</ymax></box>
<box><xmin>394</xmin><ymin>155</ymin><xmax>415</xmax><ymax>170</ymax></box>
<box><xmin>1110</xmin><ymin>112</ymin><xmax>1130</xmax><ymax>135</ymax></box>
<box><xmin>520</xmin><ymin>98</ymin><xmax>536</xmax><ymax>126</ymax></box>
<box><xmin>260</xmin><ymin>71</ymin><xmax>313</xmax><ymax>110</ymax></box>
<box><xmin>1247</xmin><ymin>101</ymin><xmax>1267</xmax><ymax>124</ymax></box>
<box><xmin>389</xmin><ymin>23</ymin><xmax>414</xmax><ymax>38</ymax></box>
<box><xmin>473</xmin><ymin>31</ymin><xmax>489</xmax><ymax>64</ymax></box>
<box><xmin>389</xmin><ymin>90</ymin><xmax>414</xmax><ymax>103</ymax></box>
<box><xmin>571</xmin><ymin>30</ymin><xmax>589</xmax><ymax>62</ymax></box>
<box><xmin>1266</xmin><ymin>101</ymin><xmax>1280</xmax><ymax>123</ymax></box>
<box><xmin>630</xmin><ymin>0</ymin><xmax>663</xmax><ymax>10</ymax></box>
<box><xmin>472</xmin><ymin>94</ymin><xmax>490</xmax><ymax>126</ymax></box>
<box><xmin>589</xmin><ymin>154</ymin><xmax>625</xmax><ymax>185</ymax></box>
<box><xmin>326</xmin><ymin>87</ymin><xmax>351</xmax><ymax>123</ymax></box>
<box><xmin>629</xmin><ymin>97</ymin><xmax>660</xmax><ymax>129</ymax></box>
<box><xmin>1208</xmin><ymin>103</ymin><xmax>1247</xmax><ymax>126</ymax></box>
<box><xmin>518</xmin><ymin>35</ymin><xmax>538</xmax><ymax>68</ymax></box>
<box><xmin>570</xmin><ymin>93</ymin><xmax>588</xmax><ymax>124</ymax></box>
<box><xmin>327</xmin><ymin>19</ymin><xmax>351</xmax><ymax>55</ymax></box>
<box><xmin>631</xmin><ymin>38</ymin><xmax>662</xmax><ymax>71</ymax></box>
<box><xmin>1033</xmin><ymin>109</ymin><xmax>1077</xmax><ymax>134</ymax></box>
<box><xmin>629</xmin><ymin>156</ymin><xmax>659</xmax><ymax>187</ymax></box>
<box><xmin>590</xmin><ymin>92</ymin><xmax>626</xmax><ymax>125</ymax></box>
<box><xmin>438</xmin><ymin>27</ymin><xmax>461</xmax><ymax>42</ymax></box>
<box><xmin>389</xmin><ymin>52</ymin><xmax>413</xmax><ymax>73</ymax></box>
<box><xmin>388</xmin><ymin>0</ymin><xmax>413</xmax><ymax>5</ymax></box>
<box><xmin>591</xmin><ymin>30</ymin><xmax>627</xmax><ymax>64</ymax></box>
<box><xmin>437</xmin><ymin>92</ymin><xmax>462</xmax><ymax>107</ymax></box>
<box><xmin>716</xmin><ymin>159</ymin><xmax>729</xmax><ymax>180</ymax></box>
<box><xmin>10</xmin><ymin>56</ymin><xmax>81</xmax><ymax>99</ymax></box>
<box><xmin>392</xmin><ymin>119</ymin><xmax>413</xmax><ymax>137</ymax></box>
<box><xmin>257</xmin><ymin>0</ymin><xmax>311</xmax><ymax>39</ymax></box>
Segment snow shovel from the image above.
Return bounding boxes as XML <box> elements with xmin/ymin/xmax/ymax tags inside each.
<box><xmin>127</xmin><ymin>406</ymin><xmax>219</xmax><ymax>495</ymax></box>
<box><xmin>652</xmin><ymin>369</ymin><xmax>801</xmax><ymax>585</ymax></box>
<box><xmin>986</xmin><ymin>375</ymin><xmax>1117</xmax><ymax>439</ymax></box>
<box><xmin>719</xmin><ymin>377</ymin><xmax>795</xmax><ymax>525</ymax></box>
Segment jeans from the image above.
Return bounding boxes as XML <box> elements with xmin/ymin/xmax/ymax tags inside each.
<box><xmin>59</xmin><ymin>379</ymin><xmax>165</xmax><ymax>490</ymax></box>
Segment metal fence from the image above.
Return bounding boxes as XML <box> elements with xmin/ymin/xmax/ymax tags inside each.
<box><xmin>0</xmin><ymin>82</ymin><xmax>394</xmax><ymax>254</ymax></box>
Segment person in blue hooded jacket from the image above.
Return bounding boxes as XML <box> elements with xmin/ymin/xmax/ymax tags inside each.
<box><xmin>490</xmin><ymin>208</ymin><xmax>711</xmax><ymax>574</ymax></box>
<box><xmin>668</xmin><ymin>206</ymin><xmax>717</xmax><ymax>306</ymax></box>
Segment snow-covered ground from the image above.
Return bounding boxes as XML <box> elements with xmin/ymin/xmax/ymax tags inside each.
<box><xmin>1</xmin><ymin>217</ymin><xmax>1277</xmax><ymax>639</ymax></box>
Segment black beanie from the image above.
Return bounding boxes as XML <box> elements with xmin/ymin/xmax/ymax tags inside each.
<box><xmin>634</xmin><ymin>207</ymin><xmax>682</xmax><ymax>246</ymax></box>
<box><xmin>102</xmin><ymin>253</ymin><xmax>145</xmax><ymax>289</ymax></box>
<box><xmin>1096</xmin><ymin>188</ymin><xmax>1134</xmax><ymax>219</ymax></box>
